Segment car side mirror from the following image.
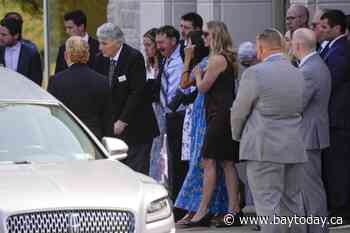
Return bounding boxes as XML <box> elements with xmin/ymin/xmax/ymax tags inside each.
<box><xmin>102</xmin><ymin>137</ymin><xmax>128</xmax><ymax>160</ymax></box>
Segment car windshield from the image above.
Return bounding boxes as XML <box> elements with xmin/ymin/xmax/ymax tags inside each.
<box><xmin>0</xmin><ymin>103</ymin><xmax>104</xmax><ymax>162</ymax></box>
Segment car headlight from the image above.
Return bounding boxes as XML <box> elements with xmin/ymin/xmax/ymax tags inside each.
<box><xmin>146</xmin><ymin>196</ymin><xmax>172</xmax><ymax>223</ymax></box>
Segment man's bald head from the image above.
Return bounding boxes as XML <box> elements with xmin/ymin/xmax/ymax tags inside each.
<box><xmin>291</xmin><ymin>28</ymin><xmax>316</xmax><ymax>60</ymax></box>
<box><xmin>293</xmin><ymin>28</ymin><xmax>317</xmax><ymax>50</ymax></box>
<box><xmin>286</xmin><ymin>4</ymin><xmax>310</xmax><ymax>33</ymax></box>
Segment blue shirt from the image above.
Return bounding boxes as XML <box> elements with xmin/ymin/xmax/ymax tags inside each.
<box><xmin>5</xmin><ymin>42</ymin><xmax>21</xmax><ymax>71</ymax></box>
<box><xmin>161</xmin><ymin>44</ymin><xmax>185</xmax><ymax>113</ymax></box>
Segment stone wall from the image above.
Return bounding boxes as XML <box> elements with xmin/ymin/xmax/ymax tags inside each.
<box><xmin>107</xmin><ymin>0</ymin><xmax>141</xmax><ymax>49</ymax></box>
<box><xmin>290</xmin><ymin>0</ymin><xmax>350</xmax><ymax>19</ymax></box>
<box><xmin>107</xmin><ymin>0</ymin><xmax>350</xmax><ymax>51</ymax></box>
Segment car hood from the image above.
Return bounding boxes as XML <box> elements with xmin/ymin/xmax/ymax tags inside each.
<box><xmin>0</xmin><ymin>159</ymin><xmax>146</xmax><ymax>214</ymax></box>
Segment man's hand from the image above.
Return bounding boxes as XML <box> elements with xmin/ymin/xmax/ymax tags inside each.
<box><xmin>114</xmin><ymin>120</ymin><xmax>128</xmax><ymax>135</ymax></box>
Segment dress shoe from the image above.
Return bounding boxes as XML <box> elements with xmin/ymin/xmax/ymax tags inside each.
<box><xmin>215</xmin><ymin>211</ymin><xmax>244</xmax><ymax>228</ymax></box>
<box><xmin>183</xmin><ymin>213</ymin><xmax>212</xmax><ymax>228</ymax></box>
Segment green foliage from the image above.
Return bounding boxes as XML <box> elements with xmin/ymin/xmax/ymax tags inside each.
<box><xmin>0</xmin><ymin>0</ymin><xmax>107</xmax><ymax>75</ymax></box>
<box><xmin>0</xmin><ymin>0</ymin><xmax>43</xmax><ymax>52</ymax></box>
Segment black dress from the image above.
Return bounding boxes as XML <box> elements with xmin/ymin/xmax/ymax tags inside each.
<box><xmin>202</xmin><ymin>53</ymin><xmax>239</xmax><ymax>161</ymax></box>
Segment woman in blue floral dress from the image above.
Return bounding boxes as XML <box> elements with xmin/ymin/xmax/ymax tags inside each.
<box><xmin>175</xmin><ymin>31</ymin><xmax>228</xmax><ymax>222</ymax></box>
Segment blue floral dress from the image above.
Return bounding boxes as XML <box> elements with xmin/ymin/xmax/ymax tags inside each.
<box><xmin>175</xmin><ymin>57</ymin><xmax>228</xmax><ymax>214</ymax></box>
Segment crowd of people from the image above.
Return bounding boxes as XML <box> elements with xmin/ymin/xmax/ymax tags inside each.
<box><xmin>1</xmin><ymin>6</ymin><xmax>350</xmax><ymax>233</ymax></box>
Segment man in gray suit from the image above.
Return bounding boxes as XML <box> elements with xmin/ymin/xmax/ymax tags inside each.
<box><xmin>231</xmin><ymin>28</ymin><xmax>307</xmax><ymax>233</ymax></box>
<box><xmin>292</xmin><ymin>28</ymin><xmax>331</xmax><ymax>233</ymax></box>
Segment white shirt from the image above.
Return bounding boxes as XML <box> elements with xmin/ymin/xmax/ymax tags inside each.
<box><xmin>111</xmin><ymin>44</ymin><xmax>123</xmax><ymax>63</ymax></box>
<box><xmin>5</xmin><ymin>42</ymin><xmax>21</xmax><ymax>71</ymax></box>
<box><xmin>82</xmin><ymin>33</ymin><xmax>89</xmax><ymax>43</ymax></box>
<box><xmin>328</xmin><ymin>34</ymin><xmax>347</xmax><ymax>48</ymax></box>
<box><xmin>299</xmin><ymin>51</ymin><xmax>317</xmax><ymax>67</ymax></box>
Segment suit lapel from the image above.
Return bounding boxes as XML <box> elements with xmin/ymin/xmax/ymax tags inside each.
<box><xmin>0</xmin><ymin>47</ymin><xmax>5</xmax><ymax>67</ymax></box>
<box><xmin>323</xmin><ymin>37</ymin><xmax>346</xmax><ymax>61</ymax></box>
<box><xmin>113</xmin><ymin>44</ymin><xmax>127</xmax><ymax>79</ymax></box>
<box><xmin>17</xmin><ymin>44</ymin><xmax>25</xmax><ymax>73</ymax></box>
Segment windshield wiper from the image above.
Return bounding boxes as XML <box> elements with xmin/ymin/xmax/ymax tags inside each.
<box><xmin>13</xmin><ymin>161</ymin><xmax>32</xmax><ymax>164</ymax></box>
<box><xmin>0</xmin><ymin>161</ymin><xmax>32</xmax><ymax>165</ymax></box>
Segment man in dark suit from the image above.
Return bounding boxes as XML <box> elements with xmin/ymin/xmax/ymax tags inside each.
<box><xmin>3</xmin><ymin>11</ymin><xmax>39</xmax><ymax>53</ymax></box>
<box><xmin>55</xmin><ymin>10</ymin><xmax>99</xmax><ymax>74</ymax></box>
<box><xmin>179</xmin><ymin>12</ymin><xmax>203</xmax><ymax>61</ymax></box>
<box><xmin>0</xmin><ymin>18</ymin><xmax>42</xmax><ymax>86</ymax></box>
<box><xmin>93</xmin><ymin>22</ymin><xmax>159</xmax><ymax>175</ymax></box>
<box><xmin>319</xmin><ymin>9</ymin><xmax>350</xmax><ymax>223</ymax></box>
<box><xmin>48</xmin><ymin>36</ymin><xmax>112</xmax><ymax>140</ymax></box>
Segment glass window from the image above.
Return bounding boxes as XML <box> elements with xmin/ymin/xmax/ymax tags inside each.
<box><xmin>0</xmin><ymin>103</ymin><xmax>104</xmax><ymax>162</ymax></box>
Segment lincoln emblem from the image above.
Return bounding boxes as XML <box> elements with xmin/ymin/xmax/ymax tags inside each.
<box><xmin>68</xmin><ymin>213</ymin><xmax>80</xmax><ymax>233</ymax></box>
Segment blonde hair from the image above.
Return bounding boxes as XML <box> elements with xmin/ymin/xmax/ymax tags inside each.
<box><xmin>207</xmin><ymin>21</ymin><xmax>237</xmax><ymax>75</ymax></box>
<box><xmin>65</xmin><ymin>36</ymin><xmax>90</xmax><ymax>64</ymax></box>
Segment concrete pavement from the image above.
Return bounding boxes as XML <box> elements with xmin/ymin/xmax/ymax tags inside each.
<box><xmin>176</xmin><ymin>225</ymin><xmax>350</xmax><ymax>233</ymax></box>
<box><xmin>176</xmin><ymin>207</ymin><xmax>350</xmax><ymax>233</ymax></box>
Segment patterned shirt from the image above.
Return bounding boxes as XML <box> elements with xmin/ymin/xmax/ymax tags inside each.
<box><xmin>160</xmin><ymin>44</ymin><xmax>185</xmax><ymax>113</ymax></box>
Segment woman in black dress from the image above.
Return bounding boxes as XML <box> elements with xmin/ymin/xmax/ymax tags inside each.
<box><xmin>185</xmin><ymin>20</ymin><xmax>242</xmax><ymax>227</ymax></box>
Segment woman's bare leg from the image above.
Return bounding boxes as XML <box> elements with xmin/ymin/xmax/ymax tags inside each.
<box><xmin>190</xmin><ymin>158</ymin><xmax>217</xmax><ymax>221</ymax></box>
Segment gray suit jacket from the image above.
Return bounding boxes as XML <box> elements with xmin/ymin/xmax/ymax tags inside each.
<box><xmin>299</xmin><ymin>53</ymin><xmax>331</xmax><ymax>150</ymax></box>
<box><xmin>231</xmin><ymin>54</ymin><xmax>307</xmax><ymax>163</ymax></box>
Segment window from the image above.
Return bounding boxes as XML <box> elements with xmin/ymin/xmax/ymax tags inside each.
<box><xmin>0</xmin><ymin>103</ymin><xmax>104</xmax><ymax>162</ymax></box>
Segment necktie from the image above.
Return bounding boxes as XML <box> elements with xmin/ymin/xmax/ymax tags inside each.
<box><xmin>108</xmin><ymin>60</ymin><xmax>117</xmax><ymax>87</ymax></box>
<box><xmin>319</xmin><ymin>41</ymin><xmax>330</xmax><ymax>59</ymax></box>
<box><xmin>159</xmin><ymin>59</ymin><xmax>168</xmax><ymax>108</ymax></box>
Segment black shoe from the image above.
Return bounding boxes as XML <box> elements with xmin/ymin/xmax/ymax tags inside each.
<box><xmin>183</xmin><ymin>213</ymin><xmax>212</xmax><ymax>228</ymax></box>
<box><xmin>215</xmin><ymin>211</ymin><xmax>244</xmax><ymax>228</ymax></box>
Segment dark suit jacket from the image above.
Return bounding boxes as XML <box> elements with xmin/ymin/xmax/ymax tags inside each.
<box><xmin>321</xmin><ymin>36</ymin><xmax>350</xmax><ymax>129</ymax></box>
<box><xmin>55</xmin><ymin>36</ymin><xmax>99</xmax><ymax>74</ymax></box>
<box><xmin>0</xmin><ymin>43</ymin><xmax>42</xmax><ymax>85</ymax></box>
<box><xmin>93</xmin><ymin>43</ymin><xmax>159</xmax><ymax>144</ymax></box>
<box><xmin>48</xmin><ymin>63</ymin><xmax>112</xmax><ymax>139</ymax></box>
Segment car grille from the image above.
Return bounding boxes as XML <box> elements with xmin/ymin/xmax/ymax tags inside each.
<box><xmin>6</xmin><ymin>209</ymin><xmax>135</xmax><ymax>233</ymax></box>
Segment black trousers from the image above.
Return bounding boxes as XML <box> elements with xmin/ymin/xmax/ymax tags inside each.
<box><xmin>165</xmin><ymin>111</ymin><xmax>188</xmax><ymax>201</ymax></box>
<box><xmin>123</xmin><ymin>142</ymin><xmax>153</xmax><ymax>175</ymax></box>
<box><xmin>322</xmin><ymin>128</ymin><xmax>350</xmax><ymax>218</ymax></box>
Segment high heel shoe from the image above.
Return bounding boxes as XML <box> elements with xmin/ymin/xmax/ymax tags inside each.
<box><xmin>183</xmin><ymin>213</ymin><xmax>213</xmax><ymax>228</ymax></box>
<box><xmin>176</xmin><ymin>212</ymin><xmax>195</xmax><ymax>225</ymax></box>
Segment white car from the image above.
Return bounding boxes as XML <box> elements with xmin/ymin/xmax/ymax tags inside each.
<box><xmin>0</xmin><ymin>67</ymin><xmax>174</xmax><ymax>233</ymax></box>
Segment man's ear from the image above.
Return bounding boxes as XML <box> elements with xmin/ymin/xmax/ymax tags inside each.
<box><xmin>171</xmin><ymin>37</ymin><xmax>177</xmax><ymax>46</ymax></box>
<box><xmin>64</xmin><ymin>51</ymin><xmax>71</xmax><ymax>65</ymax></box>
<box><xmin>14</xmin><ymin>33</ymin><xmax>19</xmax><ymax>41</ymax></box>
<box><xmin>78</xmin><ymin>24</ymin><xmax>85</xmax><ymax>34</ymax></box>
<box><xmin>334</xmin><ymin>25</ymin><xmax>342</xmax><ymax>35</ymax></box>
